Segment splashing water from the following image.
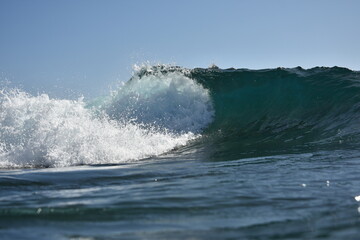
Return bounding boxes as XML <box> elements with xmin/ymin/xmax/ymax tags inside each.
<box><xmin>0</xmin><ymin>67</ymin><xmax>214</xmax><ymax>168</ymax></box>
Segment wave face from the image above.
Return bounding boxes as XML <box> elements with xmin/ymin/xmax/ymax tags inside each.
<box><xmin>0</xmin><ymin>69</ymin><xmax>214</xmax><ymax>168</ymax></box>
<box><xmin>187</xmin><ymin>66</ymin><xmax>360</xmax><ymax>159</ymax></box>
<box><xmin>1</xmin><ymin>65</ymin><xmax>360</xmax><ymax>168</ymax></box>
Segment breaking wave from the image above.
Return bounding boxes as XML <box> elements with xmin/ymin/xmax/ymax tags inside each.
<box><xmin>2</xmin><ymin>64</ymin><xmax>360</xmax><ymax>167</ymax></box>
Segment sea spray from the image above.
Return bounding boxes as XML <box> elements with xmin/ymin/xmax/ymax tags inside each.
<box><xmin>0</xmin><ymin>67</ymin><xmax>215</xmax><ymax>168</ymax></box>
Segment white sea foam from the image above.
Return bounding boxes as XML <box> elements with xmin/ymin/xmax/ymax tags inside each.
<box><xmin>0</xmin><ymin>68</ymin><xmax>214</xmax><ymax>168</ymax></box>
<box><xmin>105</xmin><ymin>66</ymin><xmax>214</xmax><ymax>133</ymax></box>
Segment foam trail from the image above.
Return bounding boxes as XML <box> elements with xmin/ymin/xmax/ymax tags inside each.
<box><xmin>0</xmin><ymin>68</ymin><xmax>214</xmax><ymax>168</ymax></box>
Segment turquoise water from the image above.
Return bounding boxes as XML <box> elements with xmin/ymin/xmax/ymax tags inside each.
<box><xmin>1</xmin><ymin>66</ymin><xmax>360</xmax><ymax>239</ymax></box>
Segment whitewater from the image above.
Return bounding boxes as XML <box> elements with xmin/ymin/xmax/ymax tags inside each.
<box><xmin>1</xmin><ymin>65</ymin><xmax>360</xmax><ymax>239</ymax></box>
<box><xmin>0</xmin><ymin>68</ymin><xmax>214</xmax><ymax>168</ymax></box>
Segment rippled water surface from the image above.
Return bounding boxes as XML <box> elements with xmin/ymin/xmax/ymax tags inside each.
<box><xmin>1</xmin><ymin>150</ymin><xmax>360</xmax><ymax>239</ymax></box>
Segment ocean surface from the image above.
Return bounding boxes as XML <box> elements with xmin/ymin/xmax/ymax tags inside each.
<box><xmin>1</xmin><ymin>65</ymin><xmax>360</xmax><ymax>239</ymax></box>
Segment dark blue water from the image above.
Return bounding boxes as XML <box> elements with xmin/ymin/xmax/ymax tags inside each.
<box><xmin>1</xmin><ymin>150</ymin><xmax>360</xmax><ymax>239</ymax></box>
<box><xmin>1</xmin><ymin>66</ymin><xmax>360</xmax><ymax>239</ymax></box>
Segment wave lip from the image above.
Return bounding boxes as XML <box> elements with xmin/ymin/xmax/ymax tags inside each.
<box><xmin>103</xmin><ymin>66</ymin><xmax>214</xmax><ymax>133</ymax></box>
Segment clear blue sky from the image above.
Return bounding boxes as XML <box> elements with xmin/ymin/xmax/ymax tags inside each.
<box><xmin>0</xmin><ymin>0</ymin><xmax>359</xmax><ymax>98</ymax></box>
